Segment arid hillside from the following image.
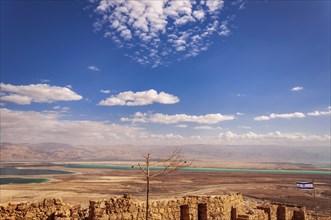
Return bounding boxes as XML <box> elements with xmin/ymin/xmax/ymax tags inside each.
<box><xmin>1</xmin><ymin>142</ymin><xmax>330</xmax><ymax>166</ymax></box>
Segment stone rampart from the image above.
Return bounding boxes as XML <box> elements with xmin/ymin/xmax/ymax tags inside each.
<box><xmin>0</xmin><ymin>193</ymin><xmax>329</xmax><ymax>220</ymax></box>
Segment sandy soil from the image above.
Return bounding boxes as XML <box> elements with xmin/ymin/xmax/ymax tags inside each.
<box><xmin>0</xmin><ymin>162</ymin><xmax>330</xmax><ymax>216</ymax></box>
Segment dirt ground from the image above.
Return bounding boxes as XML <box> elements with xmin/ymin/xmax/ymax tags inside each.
<box><xmin>0</xmin><ymin>162</ymin><xmax>330</xmax><ymax>216</ymax></box>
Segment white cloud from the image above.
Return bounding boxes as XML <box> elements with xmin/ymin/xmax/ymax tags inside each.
<box><xmin>236</xmin><ymin>112</ymin><xmax>245</xmax><ymax>116</ymax></box>
<box><xmin>0</xmin><ymin>108</ymin><xmax>142</xmax><ymax>145</ymax></box>
<box><xmin>194</xmin><ymin>125</ymin><xmax>221</xmax><ymax>130</ymax></box>
<box><xmin>88</xmin><ymin>65</ymin><xmax>100</xmax><ymax>71</ymax></box>
<box><xmin>254</xmin><ymin>112</ymin><xmax>305</xmax><ymax>121</ymax></box>
<box><xmin>308</xmin><ymin>107</ymin><xmax>331</xmax><ymax>116</ymax></box>
<box><xmin>121</xmin><ymin>112</ymin><xmax>235</xmax><ymax>124</ymax></box>
<box><xmin>53</xmin><ymin>106</ymin><xmax>70</xmax><ymax>113</ymax></box>
<box><xmin>217</xmin><ymin>131</ymin><xmax>330</xmax><ymax>146</ymax></box>
<box><xmin>100</xmin><ymin>89</ymin><xmax>111</xmax><ymax>94</ymax></box>
<box><xmin>0</xmin><ymin>83</ymin><xmax>83</xmax><ymax>105</ymax></box>
<box><xmin>219</xmin><ymin>21</ymin><xmax>230</xmax><ymax>36</ymax></box>
<box><xmin>91</xmin><ymin>0</ymin><xmax>238</xmax><ymax>67</ymax></box>
<box><xmin>40</xmin><ymin>79</ymin><xmax>50</xmax><ymax>83</ymax></box>
<box><xmin>1</xmin><ymin>108</ymin><xmax>329</xmax><ymax>146</ymax></box>
<box><xmin>193</xmin><ymin>10</ymin><xmax>205</xmax><ymax>20</ymax></box>
<box><xmin>1</xmin><ymin>94</ymin><xmax>33</xmax><ymax>105</ymax></box>
<box><xmin>99</xmin><ymin>89</ymin><xmax>179</xmax><ymax>106</ymax></box>
<box><xmin>232</xmin><ymin>0</ymin><xmax>245</xmax><ymax>10</ymax></box>
<box><xmin>206</xmin><ymin>0</ymin><xmax>224</xmax><ymax>12</ymax></box>
<box><xmin>291</xmin><ymin>86</ymin><xmax>303</xmax><ymax>92</ymax></box>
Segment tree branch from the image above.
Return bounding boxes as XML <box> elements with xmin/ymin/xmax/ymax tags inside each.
<box><xmin>138</xmin><ymin>163</ymin><xmax>147</xmax><ymax>175</ymax></box>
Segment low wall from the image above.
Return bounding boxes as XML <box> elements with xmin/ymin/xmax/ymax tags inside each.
<box><xmin>89</xmin><ymin>193</ymin><xmax>243</xmax><ymax>220</ymax></box>
<box><xmin>0</xmin><ymin>198</ymin><xmax>88</xmax><ymax>220</ymax></box>
<box><xmin>0</xmin><ymin>193</ymin><xmax>327</xmax><ymax>220</ymax></box>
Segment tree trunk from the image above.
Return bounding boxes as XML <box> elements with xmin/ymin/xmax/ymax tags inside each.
<box><xmin>146</xmin><ymin>154</ymin><xmax>150</xmax><ymax>220</ymax></box>
<box><xmin>146</xmin><ymin>175</ymin><xmax>150</xmax><ymax>220</ymax></box>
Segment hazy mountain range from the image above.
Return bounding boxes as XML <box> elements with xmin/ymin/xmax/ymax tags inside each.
<box><xmin>1</xmin><ymin>142</ymin><xmax>330</xmax><ymax>166</ymax></box>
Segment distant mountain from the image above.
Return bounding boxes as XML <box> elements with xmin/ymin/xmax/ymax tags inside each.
<box><xmin>0</xmin><ymin>142</ymin><xmax>140</xmax><ymax>162</ymax></box>
<box><xmin>0</xmin><ymin>142</ymin><xmax>330</xmax><ymax>166</ymax></box>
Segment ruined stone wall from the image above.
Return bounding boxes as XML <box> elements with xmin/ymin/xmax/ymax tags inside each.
<box><xmin>0</xmin><ymin>198</ymin><xmax>88</xmax><ymax>220</ymax></box>
<box><xmin>88</xmin><ymin>193</ymin><xmax>244</xmax><ymax>220</ymax></box>
<box><xmin>1</xmin><ymin>194</ymin><xmax>329</xmax><ymax>220</ymax></box>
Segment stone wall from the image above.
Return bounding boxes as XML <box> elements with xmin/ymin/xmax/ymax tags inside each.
<box><xmin>1</xmin><ymin>194</ymin><xmax>329</xmax><ymax>220</ymax></box>
<box><xmin>88</xmin><ymin>193</ymin><xmax>243</xmax><ymax>220</ymax></box>
<box><xmin>0</xmin><ymin>198</ymin><xmax>88</xmax><ymax>220</ymax></box>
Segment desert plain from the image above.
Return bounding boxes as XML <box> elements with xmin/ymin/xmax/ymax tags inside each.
<box><xmin>1</xmin><ymin>161</ymin><xmax>330</xmax><ymax>217</ymax></box>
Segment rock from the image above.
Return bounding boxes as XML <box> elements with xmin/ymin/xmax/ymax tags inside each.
<box><xmin>16</xmin><ymin>203</ymin><xmax>27</xmax><ymax>211</ymax></box>
<box><xmin>54</xmin><ymin>198</ymin><xmax>63</xmax><ymax>205</ymax></box>
<box><xmin>43</xmin><ymin>199</ymin><xmax>54</xmax><ymax>207</ymax></box>
<box><xmin>122</xmin><ymin>212</ymin><xmax>131</xmax><ymax>219</ymax></box>
<box><xmin>24</xmin><ymin>211</ymin><xmax>36</xmax><ymax>218</ymax></box>
<box><xmin>5</xmin><ymin>203</ymin><xmax>17</xmax><ymax>213</ymax></box>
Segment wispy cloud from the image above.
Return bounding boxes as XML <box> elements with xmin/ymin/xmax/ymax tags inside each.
<box><xmin>100</xmin><ymin>89</ymin><xmax>111</xmax><ymax>94</ymax></box>
<box><xmin>194</xmin><ymin>125</ymin><xmax>222</xmax><ymax>130</ymax></box>
<box><xmin>88</xmin><ymin>65</ymin><xmax>100</xmax><ymax>71</ymax></box>
<box><xmin>53</xmin><ymin>106</ymin><xmax>70</xmax><ymax>113</ymax></box>
<box><xmin>308</xmin><ymin>107</ymin><xmax>331</xmax><ymax>116</ymax></box>
<box><xmin>40</xmin><ymin>79</ymin><xmax>50</xmax><ymax>83</ymax></box>
<box><xmin>91</xmin><ymin>0</ymin><xmax>241</xmax><ymax>67</ymax></box>
<box><xmin>254</xmin><ymin>112</ymin><xmax>305</xmax><ymax>121</ymax></box>
<box><xmin>0</xmin><ymin>83</ymin><xmax>83</xmax><ymax>105</ymax></box>
<box><xmin>99</xmin><ymin>89</ymin><xmax>179</xmax><ymax>106</ymax></box>
<box><xmin>121</xmin><ymin>112</ymin><xmax>235</xmax><ymax>124</ymax></box>
<box><xmin>217</xmin><ymin>131</ymin><xmax>330</xmax><ymax>146</ymax></box>
<box><xmin>0</xmin><ymin>108</ymin><xmax>142</xmax><ymax>145</ymax></box>
<box><xmin>291</xmin><ymin>86</ymin><xmax>303</xmax><ymax>92</ymax></box>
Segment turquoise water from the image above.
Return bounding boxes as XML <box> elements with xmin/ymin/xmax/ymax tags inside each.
<box><xmin>0</xmin><ymin>167</ymin><xmax>74</xmax><ymax>185</ymax></box>
<box><xmin>65</xmin><ymin>164</ymin><xmax>331</xmax><ymax>175</ymax></box>
<box><xmin>0</xmin><ymin>167</ymin><xmax>74</xmax><ymax>175</ymax></box>
<box><xmin>0</xmin><ymin>177</ymin><xmax>51</xmax><ymax>185</ymax></box>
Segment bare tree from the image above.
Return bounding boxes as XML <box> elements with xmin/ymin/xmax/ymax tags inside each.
<box><xmin>133</xmin><ymin>149</ymin><xmax>188</xmax><ymax>220</ymax></box>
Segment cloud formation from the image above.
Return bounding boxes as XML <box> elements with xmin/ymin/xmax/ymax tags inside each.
<box><xmin>91</xmin><ymin>0</ymin><xmax>240</xmax><ymax>67</ymax></box>
<box><xmin>217</xmin><ymin>131</ymin><xmax>330</xmax><ymax>146</ymax></box>
<box><xmin>291</xmin><ymin>86</ymin><xmax>303</xmax><ymax>92</ymax></box>
<box><xmin>1</xmin><ymin>108</ymin><xmax>329</xmax><ymax>146</ymax></box>
<box><xmin>254</xmin><ymin>112</ymin><xmax>305</xmax><ymax>121</ymax></box>
<box><xmin>0</xmin><ymin>108</ymin><xmax>142</xmax><ymax>145</ymax></box>
<box><xmin>100</xmin><ymin>89</ymin><xmax>111</xmax><ymax>94</ymax></box>
<box><xmin>0</xmin><ymin>83</ymin><xmax>83</xmax><ymax>105</ymax></box>
<box><xmin>121</xmin><ymin>112</ymin><xmax>234</xmax><ymax>124</ymax></box>
<box><xmin>99</xmin><ymin>89</ymin><xmax>179</xmax><ymax>106</ymax></box>
<box><xmin>308</xmin><ymin>107</ymin><xmax>331</xmax><ymax>116</ymax></box>
<box><xmin>194</xmin><ymin>125</ymin><xmax>221</xmax><ymax>130</ymax></box>
<box><xmin>88</xmin><ymin>65</ymin><xmax>100</xmax><ymax>71</ymax></box>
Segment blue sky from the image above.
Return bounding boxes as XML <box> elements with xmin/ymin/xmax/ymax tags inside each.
<box><xmin>1</xmin><ymin>0</ymin><xmax>330</xmax><ymax>146</ymax></box>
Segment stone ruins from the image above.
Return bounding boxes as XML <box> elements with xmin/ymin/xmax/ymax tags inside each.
<box><xmin>1</xmin><ymin>193</ymin><xmax>329</xmax><ymax>220</ymax></box>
